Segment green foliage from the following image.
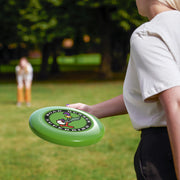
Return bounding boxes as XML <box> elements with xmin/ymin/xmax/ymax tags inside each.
<box><xmin>77</xmin><ymin>0</ymin><xmax>127</xmax><ymax>7</ymax></box>
<box><xmin>0</xmin><ymin>0</ymin><xmax>21</xmax><ymax>43</ymax></box>
<box><xmin>47</xmin><ymin>0</ymin><xmax>63</xmax><ymax>6</ymax></box>
<box><xmin>0</xmin><ymin>0</ymin><xmax>147</xmax><ymax>49</ymax></box>
<box><xmin>0</xmin><ymin>0</ymin><xmax>147</xmax><ymax>73</ymax></box>
<box><xmin>17</xmin><ymin>0</ymin><xmax>88</xmax><ymax>45</ymax></box>
<box><xmin>76</xmin><ymin>0</ymin><xmax>146</xmax><ymax>31</ymax></box>
<box><xmin>18</xmin><ymin>0</ymin><xmax>60</xmax><ymax>43</ymax></box>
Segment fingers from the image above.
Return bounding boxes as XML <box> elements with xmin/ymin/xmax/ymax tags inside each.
<box><xmin>66</xmin><ymin>103</ymin><xmax>92</xmax><ymax>113</ymax></box>
<box><xmin>66</xmin><ymin>103</ymin><xmax>85</xmax><ymax>110</ymax></box>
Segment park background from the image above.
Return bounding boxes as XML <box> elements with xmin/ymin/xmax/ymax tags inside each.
<box><xmin>0</xmin><ymin>0</ymin><xmax>147</xmax><ymax>180</ymax></box>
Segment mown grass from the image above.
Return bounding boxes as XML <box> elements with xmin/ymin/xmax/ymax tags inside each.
<box><xmin>0</xmin><ymin>54</ymin><xmax>101</xmax><ymax>73</ymax></box>
<box><xmin>0</xmin><ymin>81</ymin><xmax>140</xmax><ymax>180</ymax></box>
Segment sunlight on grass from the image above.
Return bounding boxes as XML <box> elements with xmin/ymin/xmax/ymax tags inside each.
<box><xmin>0</xmin><ymin>81</ymin><xmax>139</xmax><ymax>180</ymax></box>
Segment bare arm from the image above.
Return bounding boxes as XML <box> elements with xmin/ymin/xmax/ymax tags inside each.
<box><xmin>67</xmin><ymin>94</ymin><xmax>128</xmax><ymax>119</ymax></box>
<box><xmin>159</xmin><ymin>86</ymin><xmax>180</xmax><ymax>180</ymax></box>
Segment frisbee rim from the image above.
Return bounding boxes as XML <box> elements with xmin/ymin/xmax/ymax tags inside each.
<box><xmin>29</xmin><ymin>106</ymin><xmax>104</xmax><ymax>147</ymax></box>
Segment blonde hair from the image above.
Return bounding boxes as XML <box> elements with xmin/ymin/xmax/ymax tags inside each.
<box><xmin>158</xmin><ymin>0</ymin><xmax>180</xmax><ymax>10</ymax></box>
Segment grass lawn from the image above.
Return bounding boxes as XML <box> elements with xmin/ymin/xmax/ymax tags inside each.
<box><xmin>0</xmin><ymin>54</ymin><xmax>101</xmax><ymax>73</ymax></box>
<box><xmin>0</xmin><ymin>80</ymin><xmax>140</xmax><ymax>180</ymax></box>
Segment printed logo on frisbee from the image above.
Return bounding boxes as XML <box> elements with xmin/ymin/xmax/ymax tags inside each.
<box><xmin>45</xmin><ymin>110</ymin><xmax>92</xmax><ymax>132</ymax></box>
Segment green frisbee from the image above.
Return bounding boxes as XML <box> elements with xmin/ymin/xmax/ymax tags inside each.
<box><xmin>29</xmin><ymin>106</ymin><xmax>105</xmax><ymax>147</ymax></box>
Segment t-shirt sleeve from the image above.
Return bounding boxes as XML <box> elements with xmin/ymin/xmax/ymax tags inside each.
<box><xmin>131</xmin><ymin>34</ymin><xmax>180</xmax><ymax>102</ymax></box>
<box><xmin>27</xmin><ymin>64</ymin><xmax>33</xmax><ymax>73</ymax></box>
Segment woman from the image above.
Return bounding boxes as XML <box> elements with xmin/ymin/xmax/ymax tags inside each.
<box><xmin>15</xmin><ymin>57</ymin><xmax>33</xmax><ymax>106</ymax></box>
<box><xmin>67</xmin><ymin>0</ymin><xmax>180</xmax><ymax>179</ymax></box>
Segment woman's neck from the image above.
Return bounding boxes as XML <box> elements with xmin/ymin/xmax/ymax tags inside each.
<box><xmin>148</xmin><ymin>2</ymin><xmax>174</xmax><ymax>20</ymax></box>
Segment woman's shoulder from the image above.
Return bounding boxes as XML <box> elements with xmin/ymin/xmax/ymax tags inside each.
<box><xmin>130</xmin><ymin>23</ymin><xmax>150</xmax><ymax>45</ymax></box>
<box><xmin>131</xmin><ymin>10</ymin><xmax>180</xmax><ymax>45</ymax></box>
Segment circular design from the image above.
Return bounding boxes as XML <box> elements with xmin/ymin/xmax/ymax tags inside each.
<box><xmin>44</xmin><ymin>109</ymin><xmax>92</xmax><ymax>132</ymax></box>
<box><xmin>29</xmin><ymin>106</ymin><xmax>105</xmax><ymax>147</ymax></box>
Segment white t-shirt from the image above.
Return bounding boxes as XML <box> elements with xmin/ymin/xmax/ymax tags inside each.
<box><xmin>16</xmin><ymin>63</ymin><xmax>33</xmax><ymax>82</ymax></box>
<box><xmin>123</xmin><ymin>10</ymin><xmax>180</xmax><ymax>130</ymax></box>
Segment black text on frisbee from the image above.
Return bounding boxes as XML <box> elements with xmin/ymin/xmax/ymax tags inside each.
<box><xmin>29</xmin><ymin>106</ymin><xmax>105</xmax><ymax>147</ymax></box>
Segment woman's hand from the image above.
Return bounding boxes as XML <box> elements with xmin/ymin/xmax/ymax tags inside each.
<box><xmin>66</xmin><ymin>103</ymin><xmax>93</xmax><ymax>114</ymax></box>
<box><xmin>66</xmin><ymin>95</ymin><xmax>128</xmax><ymax>119</ymax></box>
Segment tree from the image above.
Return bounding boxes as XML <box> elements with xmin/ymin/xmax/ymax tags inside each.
<box><xmin>18</xmin><ymin>0</ymin><xmax>91</xmax><ymax>78</ymax></box>
<box><xmin>17</xmin><ymin>0</ymin><xmax>62</xmax><ymax>78</ymax></box>
<box><xmin>0</xmin><ymin>0</ymin><xmax>28</xmax><ymax>63</ymax></box>
<box><xmin>1</xmin><ymin>0</ymin><xmax>146</xmax><ymax>79</ymax></box>
<box><xmin>76</xmin><ymin>0</ymin><xmax>146</xmax><ymax>78</ymax></box>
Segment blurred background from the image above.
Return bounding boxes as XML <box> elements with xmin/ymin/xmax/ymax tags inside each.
<box><xmin>0</xmin><ymin>1</ymin><xmax>146</xmax><ymax>180</ymax></box>
<box><xmin>0</xmin><ymin>0</ymin><xmax>146</xmax><ymax>81</ymax></box>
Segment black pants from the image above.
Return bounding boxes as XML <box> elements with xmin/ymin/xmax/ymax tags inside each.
<box><xmin>134</xmin><ymin>127</ymin><xmax>177</xmax><ymax>180</ymax></box>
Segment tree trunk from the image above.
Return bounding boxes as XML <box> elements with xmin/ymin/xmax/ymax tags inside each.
<box><xmin>100</xmin><ymin>31</ymin><xmax>113</xmax><ymax>79</ymax></box>
<box><xmin>98</xmin><ymin>7</ymin><xmax>113</xmax><ymax>79</ymax></box>
<box><xmin>111</xmin><ymin>31</ymin><xmax>130</xmax><ymax>73</ymax></box>
<box><xmin>40</xmin><ymin>43</ymin><xmax>50</xmax><ymax>80</ymax></box>
<box><xmin>50</xmin><ymin>41</ymin><xmax>60</xmax><ymax>74</ymax></box>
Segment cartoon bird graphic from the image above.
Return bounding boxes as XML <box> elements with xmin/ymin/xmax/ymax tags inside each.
<box><xmin>56</xmin><ymin>112</ymin><xmax>81</xmax><ymax>128</ymax></box>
